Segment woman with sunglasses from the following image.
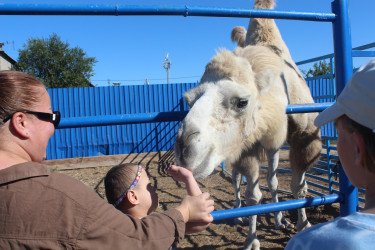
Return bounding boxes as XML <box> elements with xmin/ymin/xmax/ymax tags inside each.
<box><xmin>0</xmin><ymin>71</ymin><xmax>214</xmax><ymax>249</ymax></box>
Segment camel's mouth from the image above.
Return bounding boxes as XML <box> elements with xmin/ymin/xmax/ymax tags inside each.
<box><xmin>191</xmin><ymin>148</ymin><xmax>223</xmax><ymax>180</ymax></box>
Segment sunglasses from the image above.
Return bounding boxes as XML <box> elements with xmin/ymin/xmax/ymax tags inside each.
<box><xmin>2</xmin><ymin>111</ymin><xmax>61</xmax><ymax>129</ymax></box>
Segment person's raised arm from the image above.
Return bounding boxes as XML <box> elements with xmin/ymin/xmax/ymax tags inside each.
<box><xmin>167</xmin><ymin>165</ymin><xmax>202</xmax><ymax>196</ymax></box>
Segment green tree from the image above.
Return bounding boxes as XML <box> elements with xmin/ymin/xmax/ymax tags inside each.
<box><xmin>302</xmin><ymin>60</ymin><xmax>332</xmax><ymax>78</ymax></box>
<box><xmin>16</xmin><ymin>33</ymin><xmax>97</xmax><ymax>88</ymax></box>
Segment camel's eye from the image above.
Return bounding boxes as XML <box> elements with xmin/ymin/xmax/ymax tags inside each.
<box><xmin>237</xmin><ymin>99</ymin><xmax>248</xmax><ymax>109</ymax></box>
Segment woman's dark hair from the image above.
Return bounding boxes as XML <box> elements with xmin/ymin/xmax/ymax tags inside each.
<box><xmin>0</xmin><ymin>71</ymin><xmax>45</xmax><ymax>125</ymax></box>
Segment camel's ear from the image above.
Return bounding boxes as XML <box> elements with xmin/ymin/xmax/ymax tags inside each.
<box><xmin>231</xmin><ymin>26</ymin><xmax>247</xmax><ymax>47</ymax></box>
<box><xmin>255</xmin><ymin>69</ymin><xmax>275</xmax><ymax>95</ymax></box>
<box><xmin>184</xmin><ymin>83</ymin><xmax>210</xmax><ymax>107</ymax></box>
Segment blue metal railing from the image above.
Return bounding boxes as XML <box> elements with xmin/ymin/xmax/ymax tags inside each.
<box><xmin>0</xmin><ymin>4</ymin><xmax>336</xmax><ymax>21</ymax></box>
<box><xmin>296</xmin><ymin>42</ymin><xmax>375</xmax><ymax>66</ymax></box>
<box><xmin>212</xmin><ymin>194</ymin><xmax>342</xmax><ymax>221</ymax></box>
<box><xmin>58</xmin><ymin>111</ymin><xmax>188</xmax><ymax>129</ymax></box>
<box><xmin>57</xmin><ymin>103</ymin><xmax>333</xmax><ymax>129</ymax></box>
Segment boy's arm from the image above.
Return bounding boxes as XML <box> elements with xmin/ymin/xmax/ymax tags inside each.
<box><xmin>167</xmin><ymin>165</ymin><xmax>202</xmax><ymax>196</ymax></box>
<box><xmin>183</xmin><ymin>173</ymin><xmax>202</xmax><ymax>196</ymax></box>
<box><xmin>168</xmin><ymin>165</ymin><xmax>213</xmax><ymax>234</ymax></box>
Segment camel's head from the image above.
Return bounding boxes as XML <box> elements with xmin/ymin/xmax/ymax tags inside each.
<box><xmin>174</xmin><ymin>47</ymin><xmax>283</xmax><ymax>179</ymax></box>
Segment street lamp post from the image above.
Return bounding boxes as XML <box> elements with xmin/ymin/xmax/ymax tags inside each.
<box><xmin>162</xmin><ymin>53</ymin><xmax>171</xmax><ymax>84</ymax></box>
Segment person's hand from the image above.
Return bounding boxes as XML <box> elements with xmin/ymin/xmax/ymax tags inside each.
<box><xmin>168</xmin><ymin>164</ymin><xmax>202</xmax><ymax>196</ymax></box>
<box><xmin>167</xmin><ymin>165</ymin><xmax>194</xmax><ymax>183</ymax></box>
<box><xmin>176</xmin><ymin>192</ymin><xmax>214</xmax><ymax>226</ymax></box>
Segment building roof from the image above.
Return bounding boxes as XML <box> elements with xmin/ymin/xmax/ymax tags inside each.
<box><xmin>0</xmin><ymin>51</ymin><xmax>17</xmax><ymax>65</ymax></box>
<box><xmin>0</xmin><ymin>43</ymin><xmax>17</xmax><ymax>65</ymax></box>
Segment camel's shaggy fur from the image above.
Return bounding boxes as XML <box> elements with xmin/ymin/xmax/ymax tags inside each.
<box><xmin>174</xmin><ymin>1</ymin><xmax>322</xmax><ymax>249</ymax></box>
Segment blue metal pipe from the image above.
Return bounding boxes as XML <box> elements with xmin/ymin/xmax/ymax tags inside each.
<box><xmin>57</xmin><ymin>103</ymin><xmax>332</xmax><ymax>129</ymax></box>
<box><xmin>296</xmin><ymin>42</ymin><xmax>375</xmax><ymax>66</ymax></box>
<box><xmin>58</xmin><ymin>111</ymin><xmax>188</xmax><ymax>129</ymax></box>
<box><xmin>326</xmin><ymin>140</ymin><xmax>334</xmax><ymax>194</ymax></box>
<box><xmin>306</xmin><ymin>181</ymin><xmax>331</xmax><ymax>192</ymax></box>
<box><xmin>308</xmin><ymin>189</ymin><xmax>326</xmax><ymax>197</ymax></box>
<box><xmin>331</xmin><ymin>0</ymin><xmax>358</xmax><ymax>216</ymax></box>
<box><xmin>211</xmin><ymin>194</ymin><xmax>342</xmax><ymax>221</ymax></box>
<box><xmin>285</xmin><ymin>103</ymin><xmax>332</xmax><ymax>114</ymax></box>
<box><xmin>351</xmin><ymin>51</ymin><xmax>375</xmax><ymax>57</ymax></box>
<box><xmin>0</xmin><ymin>3</ymin><xmax>336</xmax><ymax>21</ymax></box>
<box><xmin>311</xmin><ymin>166</ymin><xmax>329</xmax><ymax>175</ymax></box>
<box><xmin>306</xmin><ymin>173</ymin><xmax>331</xmax><ymax>184</ymax></box>
<box><xmin>322</xmin><ymin>144</ymin><xmax>337</xmax><ymax>150</ymax></box>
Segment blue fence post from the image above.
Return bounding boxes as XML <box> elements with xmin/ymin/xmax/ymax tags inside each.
<box><xmin>327</xmin><ymin>140</ymin><xmax>333</xmax><ymax>194</ymax></box>
<box><xmin>329</xmin><ymin>57</ymin><xmax>335</xmax><ymax>98</ymax></box>
<box><xmin>331</xmin><ymin>0</ymin><xmax>358</xmax><ymax>216</ymax></box>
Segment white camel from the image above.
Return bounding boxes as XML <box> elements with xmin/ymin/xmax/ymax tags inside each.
<box><xmin>174</xmin><ymin>0</ymin><xmax>322</xmax><ymax>249</ymax></box>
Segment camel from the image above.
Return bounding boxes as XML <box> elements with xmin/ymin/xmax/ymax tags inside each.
<box><xmin>174</xmin><ymin>0</ymin><xmax>322</xmax><ymax>249</ymax></box>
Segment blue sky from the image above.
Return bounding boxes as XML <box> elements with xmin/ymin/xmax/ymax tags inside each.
<box><xmin>1</xmin><ymin>0</ymin><xmax>374</xmax><ymax>86</ymax></box>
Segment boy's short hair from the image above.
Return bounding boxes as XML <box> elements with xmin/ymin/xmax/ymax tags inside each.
<box><xmin>340</xmin><ymin>115</ymin><xmax>375</xmax><ymax>173</ymax></box>
<box><xmin>314</xmin><ymin>58</ymin><xmax>375</xmax><ymax>172</ymax></box>
<box><xmin>104</xmin><ymin>163</ymin><xmax>139</xmax><ymax>206</ymax></box>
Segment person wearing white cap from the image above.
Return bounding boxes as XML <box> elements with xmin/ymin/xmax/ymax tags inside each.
<box><xmin>286</xmin><ymin>58</ymin><xmax>375</xmax><ymax>250</ymax></box>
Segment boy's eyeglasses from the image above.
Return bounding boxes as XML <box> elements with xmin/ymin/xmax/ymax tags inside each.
<box><xmin>2</xmin><ymin>111</ymin><xmax>61</xmax><ymax>129</ymax></box>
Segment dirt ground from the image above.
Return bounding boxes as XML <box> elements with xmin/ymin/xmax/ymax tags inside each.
<box><xmin>48</xmin><ymin>150</ymin><xmax>341</xmax><ymax>250</ymax></box>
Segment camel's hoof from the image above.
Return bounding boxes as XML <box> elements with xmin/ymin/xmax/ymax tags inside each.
<box><xmin>244</xmin><ymin>237</ymin><xmax>260</xmax><ymax>250</ymax></box>
<box><xmin>286</xmin><ymin>223</ymin><xmax>295</xmax><ymax>229</ymax></box>
<box><xmin>233</xmin><ymin>217</ymin><xmax>249</xmax><ymax>225</ymax></box>
<box><xmin>275</xmin><ymin>217</ymin><xmax>294</xmax><ymax>230</ymax></box>
<box><xmin>296</xmin><ymin>221</ymin><xmax>311</xmax><ymax>232</ymax></box>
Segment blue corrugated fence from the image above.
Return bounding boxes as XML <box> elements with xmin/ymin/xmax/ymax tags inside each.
<box><xmin>306</xmin><ymin>77</ymin><xmax>337</xmax><ymax>139</ymax></box>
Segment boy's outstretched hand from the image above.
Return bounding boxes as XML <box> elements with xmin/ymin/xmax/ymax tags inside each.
<box><xmin>167</xmin><ymin>165</ymin><xmax>202</xmax><ymax>196</ymax></box>
<box><xmin>167</xmin><ymin>165</ymin><xmax>194</xmax><ymax>183</ymax></box>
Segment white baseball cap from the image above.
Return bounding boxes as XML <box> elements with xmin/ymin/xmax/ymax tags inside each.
<box><xmin>314</xmin><ymin>58</ymin><xmax>375</xmax><ymax>132</ymax></box>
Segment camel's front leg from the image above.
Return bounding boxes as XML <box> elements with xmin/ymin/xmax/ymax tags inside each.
<box><xmin>243</xmin><ymin>169</ymin><xmax>262</xmax><ymax>250</ymax></box>
<box><xmin>232</xmin><ymin>168</ymin><xmax>242</xmax><ymax>209</ymax></box>
<box><xmin>288</xmin><ymin>121</ymin><xmax>321</xmax><ymax>232</ymax></box>
<box><xmin>233</xmin><ymin>153</ymin><xmax>262</xmax><ymax>250</ymax></box>
<box><xmin>291</xmin><ymin>169</ymin><xmax>311</xmax><ymax>231</ymax></box>
<box><xmin>232</xmin><ymin>168</ymin><xmax>247</xmax><ymax>225</ymax></box>
<box><xmin>266</xmin><ymin>148</ymin><xmax>293</xmax><ymax>229</ymax></box>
